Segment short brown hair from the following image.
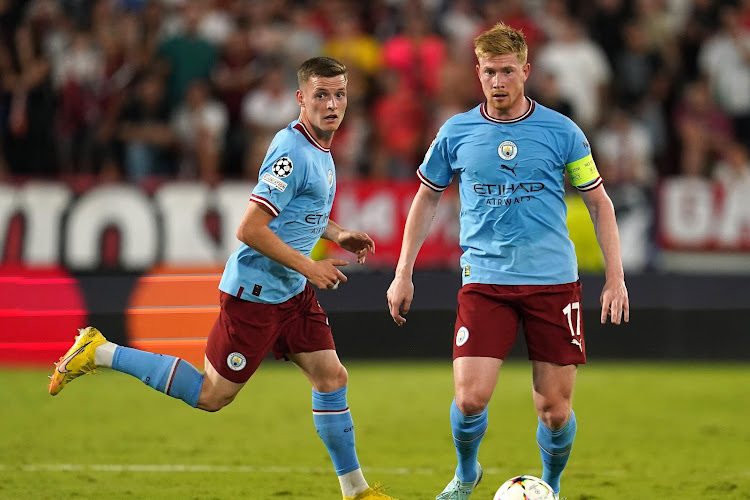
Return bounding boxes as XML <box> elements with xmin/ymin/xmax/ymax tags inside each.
<box><xmin>474</xmin><ymin>22</ymin><xmax>528</xmax><ymax>64</ymax></box>
<box><xmin>297</xmin><ymin>57</ymin><xmax>348</xmax><ymax>87</ymax></box>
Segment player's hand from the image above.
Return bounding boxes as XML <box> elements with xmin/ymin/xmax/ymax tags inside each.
<box><xmin>336</xmin><ymin>230</ymin><xmax>375</xmax><ymax>264</ymax></box>
<box><xmin>387</xmin><ymin>275</ymin><xmax>414</xmax><ymax>326</ymax></box>
<box><xmin>306</xmin><ymin>259</ymin><xmax>348</xmax><ymax>290</ymax></box>
<box><xmin>600</xmin><ymin>278</ymin><xmax>629</xmax><ymax>325</ymax></box>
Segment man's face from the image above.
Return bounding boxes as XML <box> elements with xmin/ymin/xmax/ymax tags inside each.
<box><xmin>297</xmin><ymin>75</ymin><xmax>348</xmax><ymax>135</ymax></box>
<box><xmin>476</xmin><ymin>53</ymin><xmax>530</xmax><ymax>116</ymax></box>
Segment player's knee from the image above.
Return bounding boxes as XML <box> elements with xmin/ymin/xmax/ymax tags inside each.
<box><xmin>315</xmin><ymin>364</ymin><xmax>348</xmax><ymax>393</ymax></box>
<box><xmin>537</xmin><ymin>404</ymin><xmax>571</xmax><ymax>430</ymax></box>
<box><xmin>197</xmin><ymin>391</ymin><xmax>236</xmax><ymax>412</ymax></box>
<box><xmin>455</xmin><ymin>394</ymin><xmax>489</xmax><ymax>416</ymax></box>
<box><xmin>199</xmin><ymin>397</ymin><xmax>231</xmax><ymax>412</ymax></box>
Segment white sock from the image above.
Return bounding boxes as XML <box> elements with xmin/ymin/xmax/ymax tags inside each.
<box><xmin>339</xmin><ymin>469</ymin><xmax>369</xmax><ymax>497</ymax></box>
<box><xmin>94</xmin><ymin>342</ymin><xmax>118</xmax><ymax>368</ymax></box>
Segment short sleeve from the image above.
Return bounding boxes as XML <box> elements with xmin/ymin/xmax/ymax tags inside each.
<box><xmin>564</xmin><ymin>125</ymin><xmax>602</xmax><ymax>192</ymax></box>
<box><xmin>250</xmin><ymin>147</ymin><xmax>304</xmax><ymax>216</ymax></box>
<box><xmin>417</xmin><ymin>126</ymin><xmax>454</xmax><ymax>191</ymax></box>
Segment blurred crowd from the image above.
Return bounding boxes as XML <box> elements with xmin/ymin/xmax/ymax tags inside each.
<box><xmin>1</xmin><ymin>0</ymin><xmax>749</xmax><ymax>193</ymax></box>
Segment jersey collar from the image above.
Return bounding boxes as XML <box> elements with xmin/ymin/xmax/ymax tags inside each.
<box><xmin>293</xmin><ymin>121</ymin><xmax>330</xmax><ymax>153</ymax></box>
<box><xmin>480</xmin><ymin>97</ymin><xmax>535</xmax><ymax>124</ymax></box>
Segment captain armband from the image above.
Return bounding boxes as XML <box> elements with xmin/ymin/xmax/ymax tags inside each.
<box><xmin>566</xmin><ymin>154</ymin><xmax>603</xmax><ymax>192</ymax></box>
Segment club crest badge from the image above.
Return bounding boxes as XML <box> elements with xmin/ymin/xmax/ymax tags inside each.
<box><xmin>498</xmin><ymin>141</ymin><xmax>518</xmax><ymax>161</ymax></box>
<box><xmin>272</xmin><ymin>157</ymin><xmax>293</xmax><ymax>178</ymax></box>
<box><xmin>456</xmin><ymin>326</ymin><xmax>469</xmax><ymax>347</ymax></box>
<box><xmin>227</xmin><ymin>352</ymin><xmax>247</xmax><ymax>371</ymax></box>
<box><xmin>328</xmin><ymin>169</ymin><xmax>333</xmax><ymax>188</ymax></box>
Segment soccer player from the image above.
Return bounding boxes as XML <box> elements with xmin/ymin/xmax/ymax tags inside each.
<box><xmin>49</xmin><ymin>56</ymin><xmax>396</xmax><ymax>500</ymax></box>
<box><xmin>386</xmin><ymin>23</ymin><xmax>629</xmax><ymax>500</ymax></box>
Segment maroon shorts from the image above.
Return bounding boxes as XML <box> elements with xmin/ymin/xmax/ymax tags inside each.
<box><xmin>205</xmin><ymin>283</ymin><xmax>335</xmax><ymax>383</ymax></box>
<box><xmin>453</xmin><ymin>282</ymin><xmax>586</xmax><ymax>365</ymax></box>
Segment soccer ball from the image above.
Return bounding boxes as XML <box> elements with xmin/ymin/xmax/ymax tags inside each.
<box><xmin>493</xmin><ymin>475</ymin><xmax>556</xmax><ymax>500</ymax></box>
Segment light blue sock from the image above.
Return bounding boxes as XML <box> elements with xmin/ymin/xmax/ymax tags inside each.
<box><xmin>312</xmin><ymin>386</ymin><xmax>360</xmax><ymax>475</ymax></box>
<box><xmin>537</xmin><ymin>409</ymin><xmax>577</xmax><ymax>494</ymax></box>
<box><xmin>112</xmin><ymin>346</ymin><xmax>203</xmax><ymax>408</ymax></box>
<box><xmin>451</xmin><ymin>398</ymin><xmax>487</xmax><ymax>482</ymax></box>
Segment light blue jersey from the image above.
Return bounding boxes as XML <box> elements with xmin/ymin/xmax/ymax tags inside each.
<box><xmin>220</xmin><ymin>120</ymin><xmax>336</xmax><ymax>303</ymax></box>
<box><xmin>418</xmin><ymin>99</ymin><xmax>602</xmax><ymax>286</ymax></box>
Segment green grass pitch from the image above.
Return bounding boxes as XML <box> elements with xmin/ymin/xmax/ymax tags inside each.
<box><xmin>1</xmin><ymin>361</ymin><xmax>748</xmax><ymax>499</ymax></box>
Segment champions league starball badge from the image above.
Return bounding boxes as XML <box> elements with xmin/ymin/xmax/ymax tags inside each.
<box><xmin>272</xmin><ymin>157</ymin><xmax>293</xmax><ymax>178</ymax></box>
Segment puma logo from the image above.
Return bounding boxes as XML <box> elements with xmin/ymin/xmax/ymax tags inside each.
<box><xmin>500</xmin><ymin>163</ymin><xmax>517</xmax><ymax>176</ymax></box>
<box><xmin>571</xmin><ymin>338</ymin><xmax>582</xmax><ymax>352</ymax></box>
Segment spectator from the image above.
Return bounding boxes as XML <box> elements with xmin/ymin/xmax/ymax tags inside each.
<box><xmin>699</xmin><ymin>5</ymin><xmax>750</xmax><ymax>149</ymax></box>
<box><xmin>370</xmin><ymin>70</ymin><xmax>426</xmax><ymax>178</ymax></box>
<box><xmin>213</xmin><ymin>29</ymin><xmax>257</xmax><ymax>127</ymax></box>
<box><xmin>439</xmin><ymin>0</ymin><xmax>481</xmax><ymax>62</ymax></box>
<box><xmin>679</xmin><ymin>0</ymin><xmax>723</xmax><ymax>80</ymax></box>
<box><xmin>158</xmin><ymin>2</ymin><xmax>217</xmax><ymax>108</ymax></box>
<box><xmin>330</xmin><ymin>67</ymin><xmax>372</xmax><ymax>178</ymax></box>
<box><xmin>530</xmin><ymin>71</ymin><xmax>574</xmax><ymax>118</ymax></box>
<box><xmin>595</xmin><ymin>106</ymin><xmax>656</xmax><ymax>187</ymax></box>
<box><xmin>172</xmin><ymin>79</ymin><xmax>228</xmax><ymax>183</ymax></box>
<box><xmin>741</xmin><ymin>0</ymin><xmax>750</xmax><ymax>30</ymax></box>
<box><xmin>198</xmin><ymin>0</ymin><xmax>235</xmax><ymax>46</ymax></box>
<box><xmin>586</xmin><ymin>0</ymin><xmax>631</xmax><ymax>67</ymax></box>
<box><xmin>594</xmin><ymin>107</ymin><xmax>655</xmax><ymax>270</ymax></box>
<box><xmin>331</xmin><ymin>100</ymin><xmax>370</xmax><ymax>179</ymax></box>
<box><xmin>614</xmin><ymin>20</ymin><xmax>664</xmax><ymax>105</ymax></box>
<box><xmin>633</xmin><ymin>70</ymin><xmax>671</xmax><ymax>171</ymax></box>
<box><xmin>212</xmin><ymin>28</ymin><xmax>259</xmax><ymax>178</ymax></box>
<box><xmin>282</xmin><ymin>4</ymin><xmax>325</xmax><ymax>70</ymax></box>
<box><xmin>117</xmin><ymin>72</ymin><xmax>175</xmax><ymax>182</ymax></box>
<box><xmin>245</xmin><ymin>1</ymin><xmax>289</xmax><ymax>59</ymax></box>
<box><xmin>55</xmin><ymin>30</ymin><xmax>103</xmax><ymax>174</ymax></box>
<box><xmin>433</xmin><ymin>56</ymin><xmax>480</xmax><ymax>129</ymax></box>
<box><xmin>120</xmin><ymin>2</ymin><xmax>167</xmax><ymax>74</ymax></box>
<box><xmin>241</xmin><ymin>65</ymin><xmax>298</xmax><ymax>138</ymax></box>
<box><xmin>324</xmin><ymin>10</ymin><xmax>382</xmax><ymax>84</ymax></box>
<box><xmin>536</xmin><ymin>0</ymin><xmax>571</xmax><ymax>41</ymax></box>
<box><xmin>480</xmin><ymin>0</ymin><xmax>545</xmax><ymax>56</ymax></box>
<box><xmin>634</xmin><ymin>0</ymin><xmax>682</xmax><ymax>64</ymax></box>
<box><xmin>673</xmin><ymin>79</ymin><xmax>734</xmax><ymax>177</ymax></box>
<box><xmin>712</xmin><ymin>140</ymin><xmax>750</xmax><ymax>186</ymax></box>
<box><xmin>536</xmin><ymin>16</ymin><xmax>612</xmax><ymax>131</ymax></box>
<box><xmin>1</xmin><ymin>23</ymin><xmax>56</xmax><ymax>176</ymax></box>
<box><xmin>382</xmin><ymin>8</ymin><xmax>446</xmax><ymax>100</ymax></box>
<box><xmin>239</xmin><ymin>64</ymin><xmax>297</xmax><ymax>180</ymax></box>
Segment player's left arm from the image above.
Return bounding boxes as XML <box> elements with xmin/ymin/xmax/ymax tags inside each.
<box><xmin>579</xmin><ymin>186</ymin><xmax>630</xmax><ymax>325</ymax></box>
<box><xmin>322</xmin><ymin>219</ymin><xmax>375</xmax><ymax>265</ymax></box>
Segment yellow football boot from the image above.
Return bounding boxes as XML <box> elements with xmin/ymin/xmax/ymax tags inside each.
<box><xmin>344</xmin><ymin>484</ymin><xmax>397</xmax><ymax>500</ymax></box>
<box><xmin>48</xmin><ymin>327</ymin><xmax>108</xmax><ymax>396</ymax></box>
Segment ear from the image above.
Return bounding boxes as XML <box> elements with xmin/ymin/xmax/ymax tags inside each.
<box><xmin>522</xmin><ymin>63</ymin><xmax>531</xmax><ymax>82</ymax></box>
<box><xmin>296</xmin><ymin>89</ymin><xmax>304</xmax><ymax>107</ymax></box>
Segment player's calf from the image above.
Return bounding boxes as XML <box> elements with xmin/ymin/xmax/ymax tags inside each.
<box><xmin>49</xmin><ymin>326</ymin><xmax>205</xmax><ymax>409</ymax></box>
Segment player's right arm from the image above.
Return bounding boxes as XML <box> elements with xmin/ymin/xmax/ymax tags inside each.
<box><xmin>387</xmin><ymin>184</ymin><xmax>443</xmax><ymax>325</ymax></box>
<box><xmin>236</xmin><ymin>202</ymin><xmax>347</xmax><ymax>290</ymax></box>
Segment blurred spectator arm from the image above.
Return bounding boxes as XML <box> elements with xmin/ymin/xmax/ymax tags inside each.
<box><xmin>212</xmin><ymin>63</ymin><xmax>256</xmax><ymax>93</ymax></box>
<box><xmin>119</xmin><ymin>121</ymin><xmax>174</xmax><ymax>147</ymax></box>
<box><xmin>734</xmin><ymin>34</ymin><xmax>750</xmax><ymax>66</ymax></box>
<box><xmin>0</xmin><ymin>42</ymin><xmax>17</xmax><ymax>91</ymax></box>
<box><xmin>13</xmin><ymin>26</ymin><xmax>50</xmax><ymax>93</ymax></box>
